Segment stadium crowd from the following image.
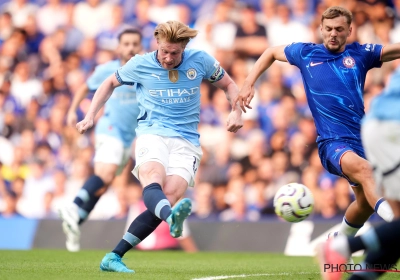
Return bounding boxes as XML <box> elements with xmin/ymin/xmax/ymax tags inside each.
<box><xmin>0</xmin><ymin>0</ymin><xmax>399</xmax><ymax>222</ymax></box>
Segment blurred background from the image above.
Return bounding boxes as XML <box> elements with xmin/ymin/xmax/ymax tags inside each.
<box><xmin>0</xmin><ymin>0</ymin><xmax>399</xmax><ymax>250</ymax></box>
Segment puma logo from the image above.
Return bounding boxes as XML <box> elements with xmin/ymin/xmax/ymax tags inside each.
<box><xmin>151</xmin><ymin>73</ymin><xmax>160</xmax><ymax>80</ymax></box>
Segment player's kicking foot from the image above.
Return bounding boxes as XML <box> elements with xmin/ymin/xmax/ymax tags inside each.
<box><xmin>57</xmin><ymin>203</ymin><xmax>80</xmax><ymax>252</ymax></box>
<box><xmin>328</xmin><ymin>231</ymin><xmax>354</xmax><ymax>271</ymax></box>
<box><xmin>167</xmin><ymin>198</ymin><xmax>192</xmax><ymax>238</ymax></box>
<box><xmin>100</xmin><ymin>252</ymin><xmax>134</xmax><ymax>273</ymax></box>
<box><xmin>316</xmin><ymin>239</ymin><xmax>347</xmax><ymax>280</ymax></box>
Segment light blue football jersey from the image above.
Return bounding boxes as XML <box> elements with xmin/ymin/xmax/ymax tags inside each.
<box><xmin>364</xmin><ymin>65</ymin><xmax>400</xmax><ymax>121</ymax></box>
<box><xmin>115</xmin><ymin>49</ymin><xmax>225</xmax><ymax>146</ymax></box>
<box><xmin>87</xmin><ymin>59</ymin><xmax>139</xmax><ymax>147</ymax></box>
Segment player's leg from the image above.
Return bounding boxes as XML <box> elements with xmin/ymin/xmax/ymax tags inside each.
<box><xmin>99</xmin><ymin>174</ymin><xmax>190</xmax><ymax>273</ymax></box>
<box><xmin>58</xmin><ymin>135</ymin><xmax>126</xmax><ymax>252</ymax></box>
<box><xmin>132</xmin><ymin>135</ymin><xmax>195</xmax><ymax>228</ymax></box>
<box><xmin>164</xmin><ymin>137</ymin><xmax>201</xmax><ymax>237</ymax></box>
<box><xmin>100</xmin><ymin>209</ymin><xmax>162</xmax><ymax>273</ymax></box>
<box><xmin>347</xmin><ymin>120</ymin><xmax>400</xmax><ymax>279</ymax></box>
<box><xmin>318</xmin><ymin>120</ymin><xmax>400</xmax><ymax>279</ymax></box>
<box><xmin>341</xmin><ymin>152</ymin><xmax>393</xmax><ymax>223</ymax></box>
<box><xmin>319</xmin><ymin>144</ymin><xmax>371</xmax><ymax>238</ymax></box>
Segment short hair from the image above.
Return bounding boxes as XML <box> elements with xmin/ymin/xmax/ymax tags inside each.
<box><xmin>154</xmin><ymin>21</ymin><xmax>198</xmax><ymax>45</ymax></box>
<box><xmin>118</xmin><ymin>29</ymin><xmax>142</xmax><ymax>42</ymax></box>
<box><xmin>321</xmin><ymin>6</ymin><xmax>353</xmax><ymax>26</ymax></box>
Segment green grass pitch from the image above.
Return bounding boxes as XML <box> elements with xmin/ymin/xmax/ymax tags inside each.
<box><xmin>0</xmin><ymin>250</ymin><xmax>399</xmax><ymax>280</ymax></box>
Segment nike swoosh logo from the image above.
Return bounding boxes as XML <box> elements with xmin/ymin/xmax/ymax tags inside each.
<box><xmin>310</xmin><ymin>62</ymin><xmax>323</xmax><ymax>67</ymax></box>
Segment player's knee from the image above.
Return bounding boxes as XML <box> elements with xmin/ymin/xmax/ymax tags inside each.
<box><xmin>355</xmin><ymin>161</ymin><xmax>374</xmax><ymax>181</ymax></box>
<box><xmin>138</xmin><ymin>163</ymin><xmax>164</xmax><ymax>183</ymax></box>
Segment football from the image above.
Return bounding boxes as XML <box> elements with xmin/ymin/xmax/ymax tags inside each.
<box><xmin>273</xmin><ymin>183</ymin><xmax>314</xmax><ymax>223</ymax></box>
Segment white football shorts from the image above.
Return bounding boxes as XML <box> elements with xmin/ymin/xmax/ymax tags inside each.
<box><xmin>93</xmin><ymin>134</ymin><xmax>132</xmax><ymax>175</ymax></box>
<box><xmin>133</xmin><ymin>134</ymin><xmax>202</xmax><ymax>187</ymax></box>
<box><xmin>362</xmin><ymin>119</ymin><xmax>400</xmax><ymax>201</ymax></box>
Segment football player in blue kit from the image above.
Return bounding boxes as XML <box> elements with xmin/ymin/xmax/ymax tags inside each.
<box><xmin>58</xmin><ymin>29</ymin><xmax>143</xmax><ymax>252</ymax></box>
<box><xmin>235</xmin><ymin>5</ymin><xmax>400</xmax><ymax>257</ymax></box>
<box><xmin>76</xmin><ymin>21</ymin><xmax>243</xmax><ymax>272</ymax></box>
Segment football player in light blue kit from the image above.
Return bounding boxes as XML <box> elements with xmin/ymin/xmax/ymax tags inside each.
<box><xmin>235</xmin><ymin>5</ymin><xmax>400</xmax><ymax>265</ymax></box>
<box><xmin>58</xmin><ymin>29</ymin><xmax>143</xmax><ymax>252</ymax></box>
<box><xmin>317</xmin><ymin>63</ymin><xmax>400</xmax><ymax>280</ymax></box>
<box><xmin>76</xmin><ymin>21</ymin><xmax>243</xmax><ymax>273</ymax></box>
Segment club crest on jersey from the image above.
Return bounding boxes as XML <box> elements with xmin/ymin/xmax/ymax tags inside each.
<box><xmin>168</xmin><ymin>70</ymin><xmax>179</xmax><ymax>83</ymax></box>
<box><xmin>342</xmin><ymin>56</ymin><xmax>355</xmax><ymax>68</ymax></box>
<box><xmin>186</xmin><ymin>68</ymin><xmax>197</xmax><ymax>80</ymax></box>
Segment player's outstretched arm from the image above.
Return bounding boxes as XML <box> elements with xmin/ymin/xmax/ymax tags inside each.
<box><xmin>234</xmin><ymin>45</ymin><xmax>288</xmax><ymax>112</ymax></box>
<box><xmin>212</xmin><ymin>74</ymin><xmax>243</xmax><ymax>133</ymax></box>
<box><xmin>76</xmin><ymin>74</ymin><xmax>121</xmax><ymax>134</ymax></box>
<box><xmin>381</xmin><ymin>43</ymin><xmax>400</xmax><ymax>62</ymax></box>
<box><xmin>67</xmin><ymin>83</ymin><xmax>89</xmax><ymax>126</ymax></box>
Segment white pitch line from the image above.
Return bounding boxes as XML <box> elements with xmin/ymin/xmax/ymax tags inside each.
<box><xmin>191</xmin><ymin>272</ymin><xmax>315</xmax><ymax>280</ymax></box>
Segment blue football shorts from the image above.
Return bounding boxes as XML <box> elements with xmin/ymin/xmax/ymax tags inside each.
<box><xmin>318</xmin><ymin>139</ymin><xmax>366</xmax><ymax>186</ymax></box>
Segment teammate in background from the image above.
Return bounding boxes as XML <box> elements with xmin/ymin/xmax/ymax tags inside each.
<box><xmin>58</xmin><ymin>29</ymin><xmax>143</xmax><ymax>252</ymax></box>
<box><xmin>76</xmin><ymin>20</ymin><xmax>243</xmax><ymax>273</ymax></box>
<box><xmin>235</xmin><ymin>5</ymin><xmax>398</xmax><ymax>252</ymax></box>
<box><xmin>318</xmin><ymin>64</ymin><xmax>400</xmax><ymax>280</ymax></box>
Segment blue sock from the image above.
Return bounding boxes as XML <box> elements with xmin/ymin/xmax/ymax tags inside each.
<box><xmin>142</xmin><ymin>183</ymin><xmax>171</xmax><ymax>221</ymax></box>
<box><xmin>73</xmin><ymin>175</ymin><xmax>104</xmax><ymax>222</ymax></box>
<box><xmin>112</xmin><ymin>210</ymin><xmax>162</xmax><ymax>257</ymax></box>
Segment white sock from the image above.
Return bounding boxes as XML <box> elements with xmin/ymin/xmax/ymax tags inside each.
<box><xmin>331</xmin><ymin>234</ymin><xmax>351</xmax><ymax>258</ymax></box>
<box><xmin>375</xmin><ymin>198</ymin><xmax>394</xmax><ymax>222</ymax></box>
<box><xmin>338</xmin><ymin>217</ymin><xmax>363</xmax><ymax>237</ymax></box>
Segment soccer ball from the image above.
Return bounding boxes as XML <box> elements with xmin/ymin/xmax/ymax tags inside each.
<box><xmin>273</xmin><ymin>183</ymin><xmax>314</xmax><ymax>223</ymax></box>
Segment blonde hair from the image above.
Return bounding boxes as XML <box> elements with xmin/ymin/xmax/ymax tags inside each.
<box><xmin>154</xmin><ymin>21</ymin><xmax>198</xmax><ymax>46</ymax></box>
<box><xmin>321</xmin><ymin>6</ymin><xmax>352</xmax><ymax>26</ymax></box>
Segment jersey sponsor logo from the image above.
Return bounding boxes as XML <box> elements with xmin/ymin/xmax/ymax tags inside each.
<box><xmin>168</xmin><ymin>70</ymin><xmax>179</xmax><ymax>83</ymax></box>
<box><xmin>342</xmin><ymin>56</ymin><xmax>355</xmax><ymax>68</ymax></box>
<box><xmin>310</xmin><ymin>61</ymin><xmax>323</xmax><ymax>67</ymax></box>
<box><xmin>162</xmin><ymin>97</ymin><xmax>192</xmax><ymax>103</ymax></box>
<box><xmin>148</xmin><ymin>87</ymin><xmax>199</xmax><ymax>97</ymax></box>
<box><xmin>151</xmin><ymin>73</ymin><xmax>161</xmax><ymax>80</ymax></box>
<box><xmin>186</xmin><ymin>68</ymin><xmax>197</xmax><ymax>80</ymax></box>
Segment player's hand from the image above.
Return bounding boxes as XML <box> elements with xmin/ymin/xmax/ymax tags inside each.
<box><xmin>76</xmin><ymin>118</ymin><xmax>94</xmax><ymax>134</ymax></box>
<box><xmin>226</xmin><ymin>109</ymin><xmax>243</xmax><ymax>133</ymax></box>
<box><xmin>66</xmin><ymin>110</ymin><xmax>77</xmax><ymax>127</ymax></box>
<box><xmin>234</xmin><ymin>82</ymin><xmax>255</xmax><ymax>113</ymax></box>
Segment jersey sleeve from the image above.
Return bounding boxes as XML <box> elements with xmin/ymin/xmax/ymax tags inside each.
<box><xmin>202</xmin><ymin>51</ymin><xmax>225</xmax><ymax>83</ymax></box>
<box><xmin>359</xmin><ymin>43</ymin><xmax>383</xmax><ymax>69</ymax></box>
<box><xmin>86</xmin><ymin>65</ymin><xmax>107</xmax><ymax>90</ymax></box>
<box><xmin>115</xmin><ymin>56</ymin><xmax>138</xmax><ymax>86</ymax></box>
<box><xmin>284</xmin><ymin>42</ymin><xmax>305</xmax><ymax>68</ymax></box>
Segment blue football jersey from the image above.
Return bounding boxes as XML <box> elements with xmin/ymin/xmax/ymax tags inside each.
<box><xmin>115</xmin><ymin>49</ymin><xmax>225</xmax><ymax>146</ymax></box>
<box><xmin>364</xmin><ymin>65</ymin><xmax>400</xmax><ymax>121</ymax></box>
<box><xmin>87</xmin><ymin>59</ymin><xmax>139</xmax><ymax>147</ymax></box>
<box><xmin>284</xmin><ymin>42</ymin><xmax>383</xmax><ymax>143</ymax></box>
